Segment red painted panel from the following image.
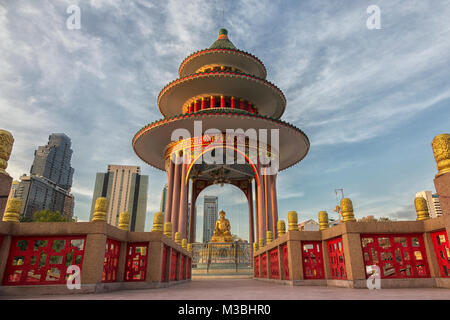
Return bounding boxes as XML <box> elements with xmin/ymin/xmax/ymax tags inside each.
<box><xmin>270</xmin><ymin>248</ymin><xmax>280</xmax><ymax>279</ymax></box>
<box><xmin>102</xmin><ymin>238</ymin><xmax>121</xmax><ymax>283</ymax></box>
<box><xmin>430</xmin><ymin>230</ymin><xmax>450</xmax><ymax>277</ymax></box>
<box><xmin>302</xmin><ymin>241</ymin><xmax>325</xmax><ymax>279</ymax></box>
<box><xmin>254</xmin><ymin>256</ymin><xmax>260</xmax><ymax>277</ymax></box>
<box><xmin>282</xmin><ymin>243</ymin><xmax>289</xmax><ymax>280</ymax></box>
<box><xmin>327</xmin><ymin>237</ymin><xmax>347</xmax><ymax>280</ymax></box>
<box><xmin>2</xmin><ymin>236</ymin><xmax>86</xmax><ymax>286</ymax></box>
<box><xmin>124</xmin><ymin>242</ymin><xmax>148</xmax><ymax>282</ymax></box>
<box><xmin>161</xmin><ymin>245</ymin><xmax>168</xmax><ymax>282</ymax></box>
<box><xmin>262</xmin><ymin>253</ymin><xmax>267</xmax><ymax>278</ymax></box>
<box><xmin>170</xmin><ymin>250</ymin><xmax>178</xmax><ymax>281</ymax></box>
<box><xmin>180</xmin><ymin>255</ymin><xmax>185</xmax><ymax>280</ymax></box>
<box><xmin>361</xmin><ymin>234</ymin><xmax>430</xmax><ymax>279</ymax></box>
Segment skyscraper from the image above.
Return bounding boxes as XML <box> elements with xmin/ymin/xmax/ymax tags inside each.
<box><xmin>203</xmin><ymin>196</ymin><xmax>218</xmax><ymax>243</ymax></box>
<box><xmin>160</xmin><ymin>184</ymin><xmax>168</xmax><ymax>213</ymax></box>
<box><xmin>90</xmin><ymin>165</ymin><xmax>148</xmax><ymax>231</ymax></box>
<box><xmin>416</xmin><ymin>191</ymin><xmax>443</xmax><ymax>218</ymax></box>
<box><xmin>15</xmin><ymin>133</ymin><xmax>75</xmax><ymax>219</ymax></box>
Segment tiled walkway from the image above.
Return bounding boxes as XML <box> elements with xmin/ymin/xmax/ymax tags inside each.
<box><xmin>2</xmin><ymin>279</ymin><xmax>450</xmax><ymax>300</ymax></box>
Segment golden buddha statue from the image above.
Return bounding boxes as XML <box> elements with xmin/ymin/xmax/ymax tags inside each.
<box><xmin>211</xmin><ymin>210</ymin><xmax>233</xmax><ymax>242</ymax></box>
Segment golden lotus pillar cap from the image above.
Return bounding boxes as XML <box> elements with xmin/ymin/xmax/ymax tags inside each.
<box><xmin>318</xmin><ymin>211</ymin><xmax>329</xmax><ymax>230</ymax></box>
<box><xmin>253</xmin><ymin>242</ymin><xmax>259</xmax><ymax>251</ymax></box>
<box><xmin>2</xmin><ymin>198</ymin><xmax>21</xmax><ymax>222</ymax></box>
<box><xmin>288</xmin><ymin>211</ymin><xmax>298</xmax><ymax>230</ymax></box>
<box><xmin>91</xmin><ymin>197</ymin><xmax>108</xmax><ymax>222</ymax></box>
<box><xmin>174</xmin><ymin>232</ymin><xmax>181</xmax><ymax>245</ymax></box>
<box><xmin>277</xmin><ymin>220</ymin><xmax>286</xmax><ymax>237</ymax></box>
<box><xmin>432</xmin><ymin>134</ymin><xmax>450</xmax><ymax>177</ymax></box>
<box><xmin>0</xmin><ymin>129</ymin><xmax>14</xmax><ymax>175</ymax></box>
<box><xmin>187</xmin><ymin>243</ymin><xmax>192</xmax><ymax>253</ymax></box>
<box><xmin>182</xmin><ymin>238</ymin><xmax>187</xmax><ymax>249</ymax></box>
<box><xmin>152</xmin><ymin>212</ymin><xmax>164</xmax><ymax>232</ymax></box>
<box><xmin>414</xmin><ymin>197</ymin><xmax>430</xmax><ymax>221</ymax></box>
<box><xmin>118</xmin><ymin>211</ymin><xmax>130</xmax><ymax>230</ymax></box>
<box><xmin>341</xmin><ymin>198</ymin><xmax>356</xmax><ymax>222</ymax></box>
<box><xmin>266</xmin><ymin>231</ymin><xmax>273</xmax><ymax>243</ymax></box>
<box><xmin>163</xmin><ymin>222</ymin><xmax>172</xmax><ymax>238</ymax></box>
<box><xmin>258</xmin><ymin>238</ymin><xmax>265</xmax><ymax>247</ymax></box>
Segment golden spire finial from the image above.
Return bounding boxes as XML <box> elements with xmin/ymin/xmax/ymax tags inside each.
<box><xmin>258</xmin><ymin>238</ymin><xmax>264</xmax><ymax>248</ymax></box>
<box><xmin>91</xmin><ymin>197</ymin><xmax>108</xmax><ymax>222</ymax></box>
<box><xmin>187</xmin><ymin>243</ymin><xmax>192</xmax><ymax>253</ymax></box>
<box><xmin>2</xmin><ymin>198</ymin><xmax>21</xmax><ymax>222</ymax></box>
<box><xmin>432</xmin><ymin>134</ymin><xmax>450</xmax><ymax>177</ymax></box>
<box><xmin>163</xmin><ymin>222</ymin><xmax>172</xmax><ymax>238</ymax></box>
<box><xmin>318</xmin><ymin>211</ymin><xmax>329</xmax><ymax>230</ymax></box>
<box><xmin>277</xmin><ymin>220</ymin><xmax>286</xmax><ymax>237</ymax></box>
<box><xmin>341</xmin><ymin>198</ymin><xmax>356</xmax><ymax>222</ymax></box>
<box><xmin>182</xmin><ymin>238</ymin><xmax>187</xmax><ymax>250</ymax></box>
<box><xmin>415</xmin><ymin>197</ymin><xmax>430</xmax><ymax>220</ymax></box>
<box><xmin>253</xmin><ymin>242</ymin><xmax>259</xmax><ymax>251</ymax></box>
<box><xmin>118</xmin><ymin>211</ymin><xmax>130</xmax><ymax>230</ymax></box>
<box><xmin>152</xmin><ymin>212</ymin><xmax>164</xmax><ymax>232</ymax></box>
<box><xmin>288</xmin><ymin>211</ymin><xmax>298</xmax><ymax>231</ymax></box>
<box><xmin>0</xmin><ymin>129</ymin><xmax>14</xmax><ymax>175</ymax></box>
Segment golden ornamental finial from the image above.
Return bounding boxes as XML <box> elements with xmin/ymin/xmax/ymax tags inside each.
<box><xmin>174</xmin><ymin>232</ymin><xmax>181</xmax><ymax>245</ymax></box>
<box><xmin>182</xmin><ymin>238</ymin><xmax>187</xmax><ymax>250</ymax></box>
<box><xmin>432</xmin><ymin>134</ymin><xmax>450</xmax><ymax>177</ymax></box>
<box><xmin>266</xmin><ymin>231</ymin><xmax>273</xmax><ymax>244</ymax></box>
<box><xmin>187</xmin><ymin>243</ymin><xmax>192</xmax><ymax>253</ymax></box>
<box><xmin>258</xmin><ymin>237</ymin><xmax>265</xmax><ymax>248</ymax></box>
<box><xmin>91</xmin><ymin>197</ymin><xmax>108</xmax><ymax>222</ymax></box>
<box><xmin>2</xmin><ymin>198</ymin><xmax>21</xmax><ymax>222</ymax></box>
<box><xmin>163</xmin><ymin>222</ymin><xmax>172</xmax><ymax>238</ymax></box>
<box><xmin>318</xmin><ymin>211</ymin><xmax>329</xmax><ymax>230</ymax></box>
<box><xmin>152</xmin><ymin>212</ymin><xmax>164</xmax><ymax>232</ymax></box>
<box><xmin>414</xmin><ymin>197</ymin><xmax>430</xmax><ymax>220</ymax></box>
<box><xmin>118</xmin><ymin>211</ymin><xmax>130</xmax><ymax>230</ymax></box>
<box><xmin>341</xmin><ymin>198</ymin><xmax>356</xmax><ymax>222</ymax></box>
<box><xmin>0</xmin><ymin>129</ymin><xmax>14</xmax><ymax>175</ymax></box>
<box><xmin>277</xmin><ymin>220</ymin><xmax>286</xmax><ymax>237</ymax></box>
<box><xmin>253</xmin><ymin>242</ymin><xmax>259</xmax><ymax>251</ymax></box>
<box><xmin>288</xmin><ymin>211</ymin><xmax>298</xmax><ymax>231</ymax></box>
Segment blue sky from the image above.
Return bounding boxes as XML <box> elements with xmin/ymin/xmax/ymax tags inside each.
<box><xmin>1</xmin><ymin>1</ymin><xmax>450</xmax><ymax>242</ymax></box>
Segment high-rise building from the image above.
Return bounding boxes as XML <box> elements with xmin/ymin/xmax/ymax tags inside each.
<box><xmin>160</xmin><ymin>184</ymin><xmax>168</xmax><ymax>213</ymax></box>
<box><xmin>15</xmin><ymin>133</ymin><xmax>75</xmax><ymax>220</ymax></box>
<box><xmin>203</xmin><ymin>196</ymin><xmax>218</xmax><ymax>243</ymax></box>
<box><xmin>30</xmin><ymin>133</ymin><xmax>74</xmax><ymax>190</ymax></box>
<box><xmin>416</xmin><ymin>191</ymin><xmax>443</xmax><ymax>218</ymax></box>
<box><xmin>90</xmin><ymin>165</ymin><xmax>148</xmax><ymax>231</ymax></box>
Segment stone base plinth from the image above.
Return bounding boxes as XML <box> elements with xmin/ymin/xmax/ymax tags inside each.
<box><xmin>434</xmin><ymin>173</ymin><xmax>450</xmax><ymax>216</ymax></box>
<box><xmin>0</xmin><ymin>173</ymin><xmax>13</xmax><ymax>220</ymax></box>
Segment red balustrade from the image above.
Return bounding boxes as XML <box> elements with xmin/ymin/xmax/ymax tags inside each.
<box><xmin>361</xmin><ymin>234</ymin><xmax>430</xmax><ymax>279</ymax></box>
<box><xmin>2</xmin><ymin>236</ymin><xmax>86</xmax><ymax>286</ymax></box>
<box><xmin>180</xmin><ymin>255</ymin><xmax>185</xmax><ymax>280</ymax></box>
<box><xmin>262</xmin><ymin>253</ymin><xmax>268</xmax><ymax>278</ymax></box>
<box><xmin>124</xmin><ymin>242</ymin><xmax>148</xmax><ymax>282</ymax></box>
<box><xmin>254</xmin><ymin>256</ymin><xmax>260</xmax><ymax>277</ymax></box>
<box><xmin>170</xmin><ymin>250</ymin><xmax>178</xmax><ymax>281</ymax></box>
<box><xmin>327</xmin><ymin>237</ymin><xmax>347</xmax><ymax>280</ymax></box>
<box><xmin>282</xmin><ymin>243</ymin><xmax>289</xmax><ymax>280</ymax></box>
<box><xmin>430</xmin><ymin>230</ymin><xmax>450</xmax><ymax>277</ymax></box>
<box><xmin>102</xmin><ymin>238</ymin><xmax>121</xmax><ymax>283</ymax></box>
<box><xmin>270</xmin><ymin>248</ymin><xmax>280</xmax><ymax>279</ymax></box>
<box><xmin>161</xmin><ymin>245</ymin><xmax>168</xmax><ymax>282</ymax></box>
<box><xmin>302</xmin><ymin>241</ymin><xmax>325</xmax><ymax>279</ymax></box>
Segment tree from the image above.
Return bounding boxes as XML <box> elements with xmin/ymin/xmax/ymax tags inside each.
<box><xmin>32</xmin><ymin>209</ymin><xmax>74</xmax><ymax>222</ymax></box>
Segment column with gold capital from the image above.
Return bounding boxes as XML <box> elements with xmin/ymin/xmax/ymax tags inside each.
<box><xmin>432</xmin><ymin>134</ymin><xmax>450</xmax><ymax>216</ymax></box>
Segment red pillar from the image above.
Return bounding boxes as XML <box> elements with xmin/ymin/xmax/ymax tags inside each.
<box><xmin>171</xmin><ymin>153</ymin><xmax>182</xmax><ymax>238</ymax></box>
<box><xmin>188</xmin><ymin>179</ymin><xmax>197</xmax><ymax>243</ymax></box>
<box><xmin>239</xmin><ymin>99</ymin><xmax>244</xmax><ymax>110</ymax></box>
<box><xmin>178</xmin><ymin>153</ymin><xmax>188</xmax><ymax>238</ymax></box>
<box><xmin>270</xmin><ymin>174</ymin><xmax>278</xmax><ymax>238</ymax></box>
<box><xmin>231</xmin><ymin>97</ymin><xmax>236</xmax><ymax>109</ymax></box>
<box><xmin>264</xmin><ymin>168</ymin><xmax>273</xmax><ymax>234</ymax></box>
<box><xmin>254</xmin><ymin>177</ymin><xmax>259</xmax><ymax>242</ymax></box>
<box><xmin>248</xmin><ymin>179</ymin><xmax>255</xmax><ymax>244</ymax></box>
<box><xmin>164</xmin><ymin>156</ymin><xmax>175</xmax><ymax>223</ymax></box>
<box><xmin>210</xmin><ymin>96</ymin><xmax>215</xmax><ymax>109</ymax></box>
<box><xmin>220</xmin><ymin>95</ymin><xmax>225</xmax><ymax>108</ymax></box>
<box><xmin>201</xmin><ymin>97</ymin><xmax>206</xmax><ymax>110</ymax></box>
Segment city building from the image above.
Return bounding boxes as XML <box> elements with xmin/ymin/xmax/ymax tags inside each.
<box><xmin>14</xmin><ymin>133</ymin><xmax>75</xmax><ymax>220</ymax></box>
<box><xmin>298</xmin><ymin>219</ymin><xmax>320</xmax><ymax>231</ymax></box>
<box><xmin>160</xmin><ymin>184</ymin><xmax>168</xmax><ymax>213</ymax></box>
<box><xmin>416</xmin><ymin>191</ymin><xmax>443</xmax><ymax>218</ymax></box>
<box><xmin>90</xmin><ymin>165</ymin><xmax>148</xmax><ymax>231</ymax></box>
<box><xmin>203</xmin><ymin>196</ymin><xmax>218</xmax><ymax>243</ymax></box>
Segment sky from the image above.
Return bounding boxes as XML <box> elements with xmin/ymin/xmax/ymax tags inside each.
<box><xmin>1</xmin><ymin>0</ymin><xmax>450</xmax><ymax>242</ymax></box>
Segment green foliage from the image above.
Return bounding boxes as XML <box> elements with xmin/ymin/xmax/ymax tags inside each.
<box><xmin>32</xmin><ymin>209</ymin><xmax>74</xmax><ymax>222</ymax></box>
<box><xmin>19</xmin><ymin>215</ymin><xmax>33</xmax><ymax>222</ymax></box>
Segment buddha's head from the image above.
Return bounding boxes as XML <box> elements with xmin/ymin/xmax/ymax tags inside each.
<box><xmin>219</xmin><ymin>210</ymin><xmax>226</xmax><ymax>218</ymax></box>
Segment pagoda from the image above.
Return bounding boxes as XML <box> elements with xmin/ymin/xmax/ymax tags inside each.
<box><xmin>133</xmin><ymin>29</ymin><xmax>310</xmax><ymax>245</ymax></box>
